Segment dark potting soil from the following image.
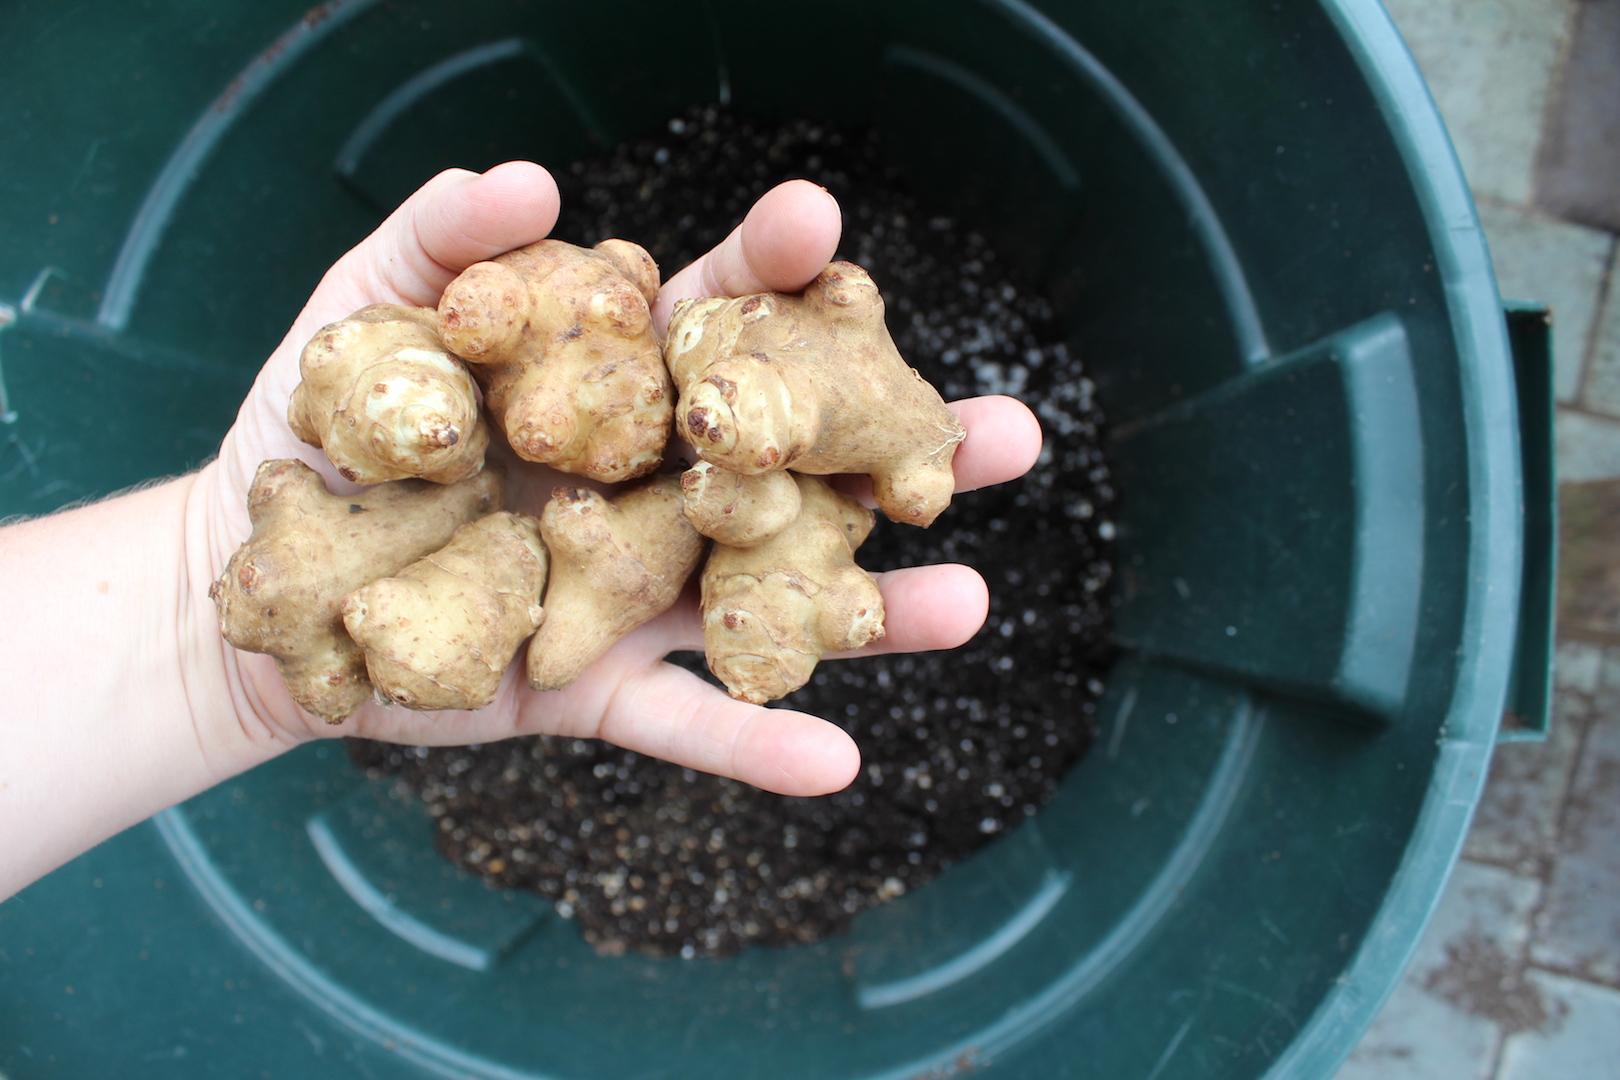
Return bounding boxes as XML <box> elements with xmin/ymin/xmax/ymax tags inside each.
<box><xmin>346</xmin><ymin>106</ymin><xmax>1117</xmax><ymax>958</ymax></box>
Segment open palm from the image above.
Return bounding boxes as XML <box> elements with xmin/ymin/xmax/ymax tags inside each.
<box><xmin>194</xmin><ymin>162</ymin><xmax>1043</xmax><ymax>798</ymax></box>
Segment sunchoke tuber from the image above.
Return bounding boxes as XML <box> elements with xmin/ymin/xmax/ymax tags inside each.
<box><xmin>526</xmin><ymin>475</ymin><xmax>705</xmax><ymax>690</ymax></box>
<box><xmin>341</xmin><ymin>512</ymin><xmax>548</xmax><ymax>712</ymax></box>
<box><xmin>288</xmin><ymin>304</ymin><xmax>488</xmax><ymax>485</ymax></box>
<box><xmin>209</xmin><ymin>458</ymin><xmax>503</xmax><ymax>722</ymax></box>
<box><xmin>438</xmin><ymin>238</ymin><xmax>672</xmax><ymax>483</ymax></box>
<box><xmin>665</xmin><ymin>261</ymin><xmax>966</xmax><ymax>527</ymax></box>
<box><xmin>701</xmin><ymin>473</ymin><xmax>885</xmax><ymax>704</ymax></box>
<box><xmin>679</xmin><ymin>461</ymin><xmax>802</xmax><ymax>548</ymax></box>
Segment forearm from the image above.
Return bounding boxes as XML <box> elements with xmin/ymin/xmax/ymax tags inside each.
<box><xmin>0</xmin><ymin>469</ymin><xmax>295</xmax><ymax>899</ymax></box>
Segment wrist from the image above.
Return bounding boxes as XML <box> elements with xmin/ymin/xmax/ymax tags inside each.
<box><xmin>0</xmin><ymin>472</ymin><xmax>301</xmax><ymax>898</ymax></box>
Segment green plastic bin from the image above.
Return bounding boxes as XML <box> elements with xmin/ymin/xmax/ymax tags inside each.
<box><xmin>0</xmin><ymin>1</ymin><xmax>1556</xmax><ymax>1077</ymax></box>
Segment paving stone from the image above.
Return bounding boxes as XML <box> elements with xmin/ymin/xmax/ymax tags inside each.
<box><xmin>1464</xmin><ymin>690</ymin><xmax>1589</xmax><ymax>875</ymax></box>
<box><xmin>1578</xmin><ymin>278</ymin><xmax>1620</xmax><ymax>418</ymax></box>
<box><xmin>1496</xmin><ymin>970</ymin><xmax>1620</xmax><ymax>1080</ymax></box>
<box><xmin>1534</xmin><ymin>0</ymin><xmax>1620</xmax><ymax>233</ymax></box>
<box><xmin>1528</xmin><ymin>692</ymin><xmax>1620</xmax><ymax>987</ymax></box>
<box><xmin>1556</xmin><ymin>408</ymin><xmax>1620</xmax><ymax>481</ymax></box>
<box><xmin>1554</xmin><ymin>638</ymin><xmax>1606</xmax><ymax>694</ymax></box>
<box><xmin>1601</xmin><ymin>641</ymin><xmax>1620</xmax><ymax>692</ymax></box>
<box><xmin>1558</xmin><ymin>480</ymin><xmax>1620</xmax><ymax>636</ymax></box>
<box><xmin>1477</xmin><ymin>202</ymin><xmax>1612</xmax><ymax>404</ymax></box>
<box><xmin>1382</xmin><ymin>0</ymin><xmax>1575</xmax><ymax>205</ymax></box>
<box><xmin>1334</xmin><ymin>861</ymin><xmax>1543</xmax><ymax>1080</ymax></box>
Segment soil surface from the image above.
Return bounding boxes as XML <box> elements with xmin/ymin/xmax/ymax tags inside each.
<box><xmin>347</xmin><ymin>106</ymin><xmax>1116</xmax><ymax>958</ymax></box>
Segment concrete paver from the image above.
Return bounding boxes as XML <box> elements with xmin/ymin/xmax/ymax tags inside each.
<box><xmin>1533</xmin><ymin>0</ymin><xmax>1620</xmax><ymax>233</ymax></box>
<box><xmin>1496</xmin><ymin>970</ymin><xmax>1620</xmax><ymax>1080</ymax></box>
<box><xmin>1527</xmin><ymin>672</ymin><xmax>1620</xmax><ymax>987</ymax></box>
<box><xmin>1578</xmin><ymin>276</ymin><xmax>1620</xmax><ymax>417</ymax></box>
<box><xmin>1555</xmin><ymin>409</ymin><xmax>1620</xmax><ymax>482</ymax></box>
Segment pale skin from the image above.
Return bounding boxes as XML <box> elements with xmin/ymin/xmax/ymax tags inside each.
<box><xmin>0</xmin><ymin>162</ymin><xmax>1043</xmax><ymax>901</ymax></box>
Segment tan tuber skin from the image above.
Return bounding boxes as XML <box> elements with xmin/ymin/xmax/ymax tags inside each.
<box><xmin>437</xmin><ymin>238</ymin><xmax>672</xmax><ymax>483</ymax></box>
<box><xmin>665</xmin><ymin>261</ymin><xmax>967</xmax><ymax>527</ymax></box>
<box><xmin>208</xmin><ymin>459</ymin><xmax>503</xmax><ymax>722</ymax></box>
<box><xmin>679</xmin><ymin>461</ymin><xmax>802</xmax><ymax>548</ymax></box>
<box><xmin>288</xmin><ymin>304</ymin><xmax>488</xmax><ymax>485</ymax></box>
<box><xmin>702</xmin><ymin>474</ymin><xmax>885</xmax><ymax>704</ymax></box>
<box><xmin>341</xmin><ymin>512</ymin><xmax>548</xmax><ymax>712</ymax></box>
<box><xmin>526</xmin><ymin>474</ymin><xmax>705</xmax><ymax>691</ymax></box>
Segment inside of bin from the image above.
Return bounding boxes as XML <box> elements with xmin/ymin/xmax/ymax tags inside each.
<box><xmin>1</xmin><ymin>1</ymin><xmax>1483</xmax><ymax>1077</ymax></box>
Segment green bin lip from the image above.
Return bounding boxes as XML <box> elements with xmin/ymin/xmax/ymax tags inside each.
<box><xmin>1268</xmin><ymin>2</ymin><xmax>1522</xmax><ymax>1074</ymax></box>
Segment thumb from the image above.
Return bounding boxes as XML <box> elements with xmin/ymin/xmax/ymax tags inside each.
<box><xmin>342</xmin><ymin>160</ymin><xmax>563</xmax><ymax>309</ymax></box>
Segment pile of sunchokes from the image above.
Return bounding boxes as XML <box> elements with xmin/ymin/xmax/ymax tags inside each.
<box><xmin>213</xmin><ymin>237</ymin><xmax>965</xmax><ymax>720</ymax></box>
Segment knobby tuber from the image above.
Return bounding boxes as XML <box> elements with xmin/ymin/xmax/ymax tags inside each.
<box><xmin>437</xmin><ymin>238</ymin><xmax>672</xmax><ymax>483</ymax></box>
<box><xmin>665</xmin><ymin>261</ymin><xmax>966</xmax><ymax>527</ymax></box>
<box><xmin>209</xmin><ymin>458</ymin><xmax>503</xmax><ymax>722</ymax></box>
<box><xmin>526</xmin><ymin>475</ymin><xmax>705</xmax><ymax>691</ymax></box>
<box><xmin>341</xmin><ymin>512</ymin><xmax>548</xmax><ymax>712</ymax></box>
<box><xmin>701</xmin><ymin>473</ymin><xmax>885</xmax><ymax>704</ymax></box>
<box><xmin>679</xmin><ymin>461</ymin><xmax>802</xmax><ymax>548</ymax></box>
<box><xmin>288</xmin><ymin>304</ymin><xmax>488</xmax><ymax>485</ymax></box>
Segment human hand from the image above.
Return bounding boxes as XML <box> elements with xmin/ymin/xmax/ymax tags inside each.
<box><xmin>193</xmin><ymin>162</ymin><xmax>1042</xmax><ymax>798</ymax></box>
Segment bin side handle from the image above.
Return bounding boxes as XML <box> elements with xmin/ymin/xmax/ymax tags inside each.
<box><xmin>1501</xmin><ymin>302</ymin><xmax>1555</xmax><ymax>743</ymax></box>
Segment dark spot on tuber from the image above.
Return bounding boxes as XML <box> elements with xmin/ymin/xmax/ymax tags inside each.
<box><xmin>751</xmin><ymin>352</ymin><xmax>771</xmax><ymax>364</ymax></box>
<box><xmin>339</xmin><ymin>467</ymin><xmax>359</xmax><ymax>482</ymax></box>
<box><xmin>688</xmin><ymin>409</ymin><xmax>724</xmax><ymax>442</ymax></box>
<box><xmin>740</xmin><ymin>296</ymin><xmax>762</xmax><ymax>315</ymax></box>
<box><xmin>237</xmin><ymin>563</ymin><xmax>263</xmax><ymax>593</ymax></box>
<box><xmin>706</xmin><ymin>375</ymin><xmax>738</xmax><ymax>402</ymax></box>
<box><xmin>348</xmin><ymin>504</ymin><xmax>367</xmax><ymax>514</ymax></box>
<box><xmin>562</xmin><ymin>324</ymin><xmax>585</xmax><ymax>342</ymax></box>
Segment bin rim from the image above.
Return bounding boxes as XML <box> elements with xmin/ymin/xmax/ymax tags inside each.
<box><xmin>1267</xmin><ymin>1</ymin><xmax>1521</xmax><ymax>1074</ymax></box>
